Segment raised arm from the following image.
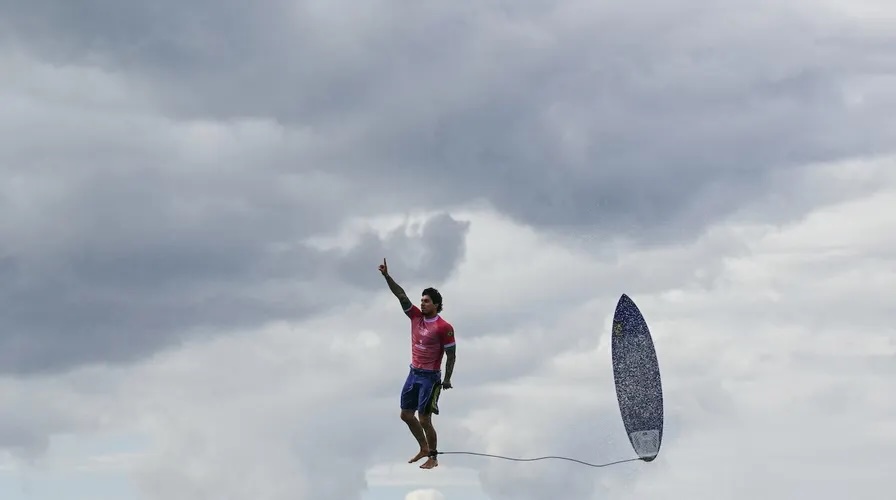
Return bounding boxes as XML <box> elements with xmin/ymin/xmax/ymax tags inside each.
<box><xmin>379</xmin><ymin>258</ymin><xmax>412</xmax><ymax>311</ymax></box>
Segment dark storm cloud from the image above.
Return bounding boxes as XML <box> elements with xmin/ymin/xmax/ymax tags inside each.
<box><xmin>2</xmin><ymin>0</ymin><xmax>894</xmax><ymax>378</ymax></box>
<box><xmin>4</xmin><ymin>0</ymin><xmax>894</xmax><ymax>247</ymax></box>
<box><xmin>0</xmin><ymin>52</ymin><xmax>472</xmax><ymax>377</ymax></box>
<box><xmin>0</xmin><ymin>161</ymin><xmax>470</xmax><ymax>374</ymax></box>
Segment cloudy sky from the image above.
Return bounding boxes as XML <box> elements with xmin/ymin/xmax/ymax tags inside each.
<box><xmin>1</xmin><ymin>0</ymin><xmax>894</xmax><ymax>499</ymax></box>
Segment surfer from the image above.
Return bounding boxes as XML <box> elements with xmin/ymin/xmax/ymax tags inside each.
<box><xmin>379</xmin><ymin>258</ymin><xmax>456</xmax><ymax>470</ymax></box>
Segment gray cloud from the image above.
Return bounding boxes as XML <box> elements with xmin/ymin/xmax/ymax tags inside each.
<box><xmin>337</xmin><ymin>212</ymin><xmax>471</xmax><ymax>289</ymax></box>
<box><xmin>4</xmin><ymin>0</ymin><xmax>893</xmax><ymax>247</ymax></box>
<box><xmin>0</xmin><ymin>41</ymin><xmax>480</xmax><ymax>374</ymax></box>
<box><xmin>0</xmin><ymin>163</ymin><xmax>470</xmax><ymax>373</ymax></box>
<box><xmin>1</xmin><ymin>0</ymin><xmax>892</xmax><ymax>378</ymax></box>
<box><xmin>0</xmin><ymin>367</ymin><xmax>121</xmax><ymax>460</ymax></box>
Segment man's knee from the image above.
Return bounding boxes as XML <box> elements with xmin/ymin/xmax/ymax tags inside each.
<box><xmin>417</xmin><ymin>412</ymin><xmax>432</xmax><ymax>426</ymax></box>
<box><xmin>400</xmin><ymin>409</ymin><xmax>417</xmax><ymax>422</ymax></box>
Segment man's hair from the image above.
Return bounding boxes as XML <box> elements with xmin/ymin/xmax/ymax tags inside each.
<box><xmin>422</xmin><ymin>287</ymin><xmax>443</xmax><ymax>313</ymax></box>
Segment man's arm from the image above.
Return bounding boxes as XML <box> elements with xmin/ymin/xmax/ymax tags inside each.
<box><xmin>443</xmin><ymin>345</ymin><xmax>456</xmax><ymax>386</ymax></box>
<box><xmin>384</xmin><ymin>273</ymin><xmax>413</xmax><ymax>311</ymax></box>
<box><xmin>379</xmin><ymin>258</ymin><xmax>413</xmax><ymax>311</ymax></box>
<box><xmin>442</xmin><ymin>326</ymin><xmax>456</xmax><ymax>388</ymax></box>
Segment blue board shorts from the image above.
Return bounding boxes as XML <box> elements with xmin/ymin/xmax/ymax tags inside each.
<box><xmin>400</xmin><ymin>366</ymin><xmax>442</xmax><ymax>415</ymax></box>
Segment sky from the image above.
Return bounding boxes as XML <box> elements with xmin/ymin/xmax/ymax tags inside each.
<box><xmin>1</xmin><ymin>0</ymin><xmax>894</xmax><ymax>499</ymax></box>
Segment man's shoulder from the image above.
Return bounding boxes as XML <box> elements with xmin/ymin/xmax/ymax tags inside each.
<box><xmin>440</xmin><ymin>318</ymin><xmax>456</xmax><ymax>346</ymax></box>
<box><xmin>437</xmin><ymin>317</ymin><xmax>454</xmax><ymax>332</ymax></box>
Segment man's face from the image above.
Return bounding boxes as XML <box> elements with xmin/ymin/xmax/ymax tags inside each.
<box><xmin>420</xmin><ymin>295</ymin><xmax>436</xmax><ymax>315</ymax></box>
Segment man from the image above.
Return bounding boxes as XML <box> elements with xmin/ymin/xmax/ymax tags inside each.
<box><xmin>378</xmin><ymin>258</ymin><xmax>456</xmax><ymax>470</ymax></box>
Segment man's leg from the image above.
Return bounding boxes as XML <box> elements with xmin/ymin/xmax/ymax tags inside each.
<box><xmin>417</xmin><ymin>377</ymin><xmax>442</xmax><ymax>469</ymax></box>
<box><xmin>400</xmin><ymin>370</ymin><xmax>430</xmax><ymax>463</ymax></box>
<box><xmin>418</xmin><ymin>411</ymin><xmax>438</xmax><ymax>469</ymax></box>
<box><xmin>401</xmin><ymin>410</ymin><xmax>430</xmax><ymax>463</ymax></box>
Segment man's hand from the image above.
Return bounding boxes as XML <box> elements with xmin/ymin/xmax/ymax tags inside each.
<box><xmin>442</xmin><ymin>380</ymin><xmax>452</xmax><ymax>390</ymax></box>
<box><xmin>378</xmin><ymin>258</ymin><xmax>388</xmax><ymax>276</ymax></box>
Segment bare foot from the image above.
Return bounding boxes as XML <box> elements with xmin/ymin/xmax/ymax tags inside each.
<box><xmin>420</xmin><ymin>457</ymin><xmax>438</xmax><ymax>469</ymax></box>
<box><xmin>408</xmin><ymin>449</ymin><xmax>429</xmax><ymax>463</ymax></box>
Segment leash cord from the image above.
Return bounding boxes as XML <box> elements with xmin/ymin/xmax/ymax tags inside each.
<box><xmin>434</xmin><ymin>450</ymin><xmax>643</xmax><ymax>467</ymax></box>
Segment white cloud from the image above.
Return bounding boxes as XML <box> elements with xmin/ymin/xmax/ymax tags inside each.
<box><xmin>405</xmin><ymin>489</ymin><xmax>445</xmax><ymax>500</ymax></box>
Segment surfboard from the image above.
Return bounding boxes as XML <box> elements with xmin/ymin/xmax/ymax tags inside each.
<box><xmin>611</xmin><ymin>293</ymin><xmax>664</xmax><ymax>462</ymax></box>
